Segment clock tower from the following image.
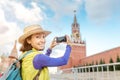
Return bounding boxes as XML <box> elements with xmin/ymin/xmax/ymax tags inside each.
<box><xmin>71</xmin><ymin>10</ymin><xmax>82</xmax><ymax>43</ymax></box>
<box><xmin>58</xmin><ymin>10</ymin><xmax>86</xmax><ymax>70</ymax></box>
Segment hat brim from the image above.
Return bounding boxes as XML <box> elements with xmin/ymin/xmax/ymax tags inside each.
<box><xmin>19</xmin><ymin>29</ymin><xmax>51</xmax><ymax>44</ymax></box>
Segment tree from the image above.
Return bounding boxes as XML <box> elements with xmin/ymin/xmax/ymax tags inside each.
<box><xmin>102</xmin><ymin>59</ymin><xmax>107</xmax><ymax>71</ymax></box>
<box><xmin>86</xmin><ymin>63</ymin><xmax>88</xmax><ymax>66</ymax></box>
<box><xmin>116</xmin><ymin>55</ymin><xmax>120</xmax><ymax>70</ymax></box>
<box><xmin>102</xmin><ymin>59</ymin><xmax>105</xmax><ymax>64</ymax></box>
<box><xmin>99</xmin><ymin>59</ymin><xmax>103</xmax><ymax>71</ymax></box>
<box><xmin>96</xmin><ymin>61</ymin><xmax>98</xmax><ymax>65</ymax></box>
<box><xmin>109</xmin><ymin>58</ymin><xmax>113</xmax><ymax>71</ymax></box>
<box><xmin>116</xmin><ymin>55</ymin><xmax>120</xmax><ymax>62</ymax></box>
<box><xmin>99</xmin><ymin>59</ymin><xmax>103</xmax><ymax>64</ymax></box>
<box><xmin>92</xmin><ymin>61</ymin><xmax>94</xmax><ymax>65</ymax></box>
<box><xmin>94</xmin><ymin>61</ymin><xmax>98</xmax><ymax>72</ymax></box>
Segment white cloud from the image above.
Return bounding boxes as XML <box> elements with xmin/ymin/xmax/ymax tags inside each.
<box><xmin>0</xmin><ymin>22</ymin><xmax>22</xmax><ymax>55</ymax></box>
<box><xmin>0</xmin><ymin>0</ymin><xmax>45</xmax><ymax>55</ymax></box>
<box><xmin>85</xmin><ymin>0</ymin><xmax>120</xmax><ymax>24</ymax></box>
<box><xmin>0</xmin><ymin>8</ymin><xmax>22</xmax><ymax>45</ymax></box>
<box><xmin>37</xmin><ymin>0</ymin><xmax>83</xmax><ymax>19</ymax></box>
<box><xmin>12</xmin><ymin>2</ymin><xmax>43</xmax><ymax>23</ymax></box>
<box><xmin>0</xmin><ymin>24</ymin><xmax>22</xmax><ymax>45</ymax></box>
<box><xmin>0</xmin><ymin>0</ymin><xmax>44</xmax><ymax>24</ymax></box>
<box><xmin>0</xmin><ymin>1</ymin><xmax>22</xmax><ymax>55</ymax></box>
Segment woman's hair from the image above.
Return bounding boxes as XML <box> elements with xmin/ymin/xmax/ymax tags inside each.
<box><xmin>20</xmin><ymin>35</ymin><xmax>32</xmax><ymax>52</ymax></box>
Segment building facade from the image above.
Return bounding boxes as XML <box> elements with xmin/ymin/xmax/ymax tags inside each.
<box><xmin>58</xmin><ymin>11</ymin><xmax>120</xmax><ymax>70</ymax></box>
<box><xmin>80</xmin><ymin>46</ymin><xmax>120</xmax><ymax>66</ymax></box>
<box><xmin>0</xmin><ymin>41</ymin><xmax>17</xmax><ymax>74</ymax></box>
<box><xmin>59</xmin><ymin>11</ymin><xmax>86</xmax><ymax>69</ymax></box>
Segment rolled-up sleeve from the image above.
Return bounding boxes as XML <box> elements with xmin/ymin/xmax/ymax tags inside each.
<box><xmin>45</xmin><ymin>49</ymin><xmax>52</xmax><ymax>56</ymax></box>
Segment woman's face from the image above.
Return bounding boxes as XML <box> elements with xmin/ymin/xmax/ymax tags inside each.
<box><xmin>27</xmin><ymin>33</ymin><xmax>46</xmax><ymax>50</ymax></box>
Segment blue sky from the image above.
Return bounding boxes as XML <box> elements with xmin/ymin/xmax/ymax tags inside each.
<box><xmin>0</xmin><ymin>0</ymin><xmax>120</xmax><ymax>57</ymax></box>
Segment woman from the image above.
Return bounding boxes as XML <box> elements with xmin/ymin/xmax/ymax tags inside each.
<box><xmin>18</xmin><ymin>24</ymin><xmax>71</xmax><ymax>80</ymax></box>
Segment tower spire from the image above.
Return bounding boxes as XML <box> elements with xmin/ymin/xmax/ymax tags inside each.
<box><xmin>74</xmin><ymin>10</ymin><xmax>77</xmax><ymax>23</ymax></box>
<box><xmin>9</xmin><ymin>40</ymin><xmax>18</xmax><ymax>58</ymax></box>
<box><xmin>71</xmin><ymin>10</ymin><xmax>83</xmax><ymax>43</ymax></box>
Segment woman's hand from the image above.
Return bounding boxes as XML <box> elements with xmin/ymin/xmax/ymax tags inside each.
<box><xmin>49</xmin><ymin>37</ymin><xmax>59</xmax><ymax>49</ymax></box>
<box><xmin>65</xmin><ymin>35</ymin><xmax>72</xmax><ymax>46</ymax></box>
<box><xmin>49</xmin><ymin>35</ymin><xmax>72</xmax><ymax>49</ymax></box>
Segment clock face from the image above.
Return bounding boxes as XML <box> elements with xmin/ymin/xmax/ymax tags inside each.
<box><xmin>73</xmin><ymin>30</ymin><xmax>77</xmax><ymax>33</ymax></box>
<box><xmin>76</xmin><ymin>33</ymin><xmax>79</xmax><ymax>38</ymax></box>
<box><xmin>73</xmin><ymin>32</ymin><xmax>80</xmax><ymax>38</ymax></box>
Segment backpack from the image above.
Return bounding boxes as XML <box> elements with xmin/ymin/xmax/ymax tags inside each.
<box><xmin>0</xmin><ymin>50</ymin><xmax>32</xmax><ymax>80</ymax></box>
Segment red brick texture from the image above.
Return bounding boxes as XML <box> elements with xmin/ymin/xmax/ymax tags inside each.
<box><xmin>80</xmin><ymin>46</ymin><xmax>120</xmax><ymax>66</ymax></box>
<box><xmin>58</xmin><ymin>44</ymin><xmax>120</xmax><ymax>70</ymax></box>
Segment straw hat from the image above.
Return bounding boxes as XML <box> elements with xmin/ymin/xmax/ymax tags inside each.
<box><xmin>18</xmin><ymin>24</ymin><xmax>51</xmax><ymax>44</ymax></box>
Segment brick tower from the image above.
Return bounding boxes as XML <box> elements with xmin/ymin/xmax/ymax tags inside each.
<box><xmin>58</xmin><ymin>11</ymin><xmax>86</xmax><ymax>69</ymax></box>
<box><xmin>9</xmin><ymin>40</ymin><xmax>18</xmax><ymax>58</ymax></box>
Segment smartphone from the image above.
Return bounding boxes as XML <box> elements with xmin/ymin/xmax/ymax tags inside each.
<box><xmin>56</xmin><ymin>36</ymin><xmax>67</xmax><ymax>43</ymax></box>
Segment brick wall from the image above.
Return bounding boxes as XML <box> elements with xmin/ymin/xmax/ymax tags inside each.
<box><xmin>58</xmin><ymin>43</ymin><xmax>86</xmax><ymax>69</ymax></box>
<box><xmin>80</xmin><ymin>46</ymin><xmax>120</xmax><ymax>66</ymax></box>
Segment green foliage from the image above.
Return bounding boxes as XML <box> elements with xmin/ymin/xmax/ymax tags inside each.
<box><xmin>102</xmin><ymin>59</ymin><xmax>105</xmax><ymax>64</ymax></box>
<box><xmin>94</xmin><ymin>61</ymin><xmax>98</xmax><ymax>72</ymax></box>
<box><xmin>96</xmin><ymin>61</ymin><xmax>98</xmax><ymax>65</ymax></box>
<box><xmin>99</xmin><ymin>59</ymin><xmax>103</xmax><ymax>64</ymax></box>
<box><xmin>102</xmin><ymin>59</ymin><xmax>107</xmax><ymax>71</ymax></box>
<box><xmin>92</xmin><ymin>61</ymin><xmax>94</xmax><ymax>65</ymax></box>
<box><xmin>116</xmin><ymin>55</ymin><xmax>120</xmax><ymax>70</ymax></box>
<box><xmin>109</xmin><ymin>58</ymin><xmax>113</xmax><ymax>71</ymax></box>
<box><xmin>109</xmin><ymin>58</ymin><xmax>113</xmax><ymax>63</ymax></box>
<box><xmin>116</xmin><ymin>55</ymin><xmax>120</xmax><ymax>62</ymax></box>
<box><xmin>99</xmin><ymin>59</ymin><xmax>104</xmax><ymax>71</ymax></box>
<box><xmin>86</xmin><ymin>63</ymin><xmax>88</xmax><ymax>66</ymax></box>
